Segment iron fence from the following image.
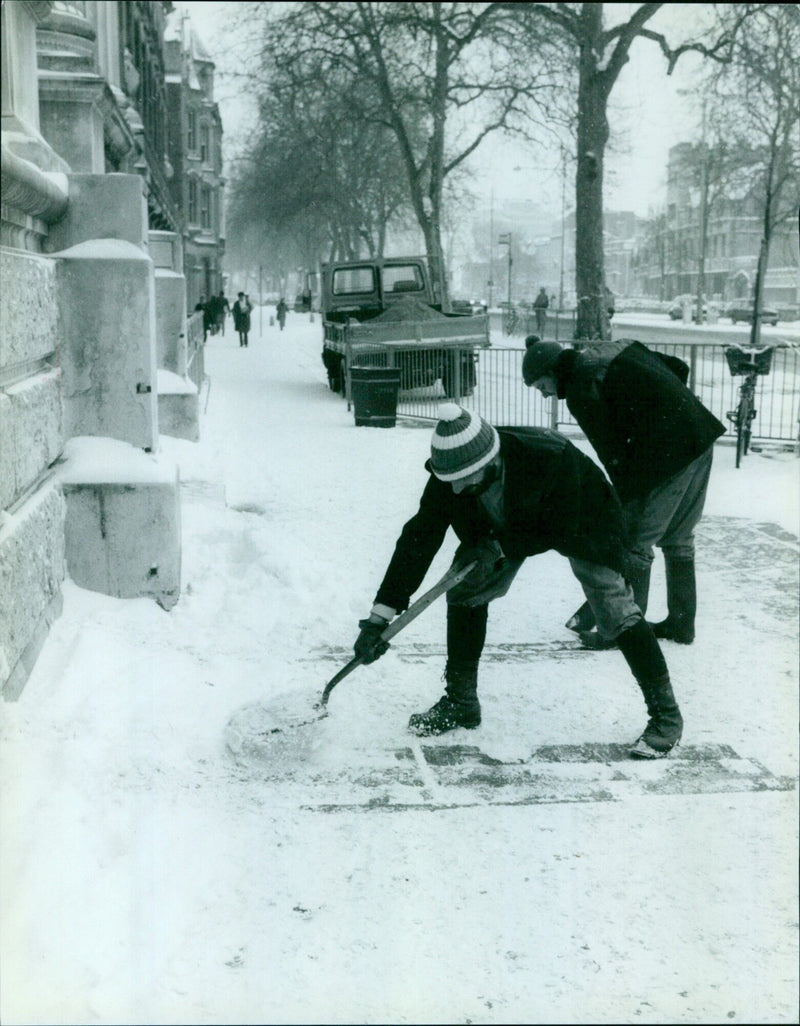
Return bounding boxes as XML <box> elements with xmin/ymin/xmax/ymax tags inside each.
<box><xmin>373</xmin><ymin>341</ymin><xmax>800</xmax><ymax>444</ymax></box>
<box><xmin>186</xmin><ymin>310</ymin><xmax>205</xmax><ymax>390</ymax></box>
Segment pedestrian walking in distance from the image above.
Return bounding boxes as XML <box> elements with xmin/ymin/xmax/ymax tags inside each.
<box><xmin>276</xmin><ymin>297</ymin><xmax>288</xmax><ymax>331</ymax></box>
<box><xmin>232</xmin><ymin>291</ymin><xmax>252</xmax><ymax>347</ymax></box>
<box><xmin>353</xmin><ymin>403</ymin><xmax>683</xmax><ymax>759</ymax></box>
<box><xmin>533</xmin><ymin>286</ymin><xmax>549</xmax><ymax>336</ymax></box>
<box><xmin>523</xmin><ymin>339</ymin><xmax>725</xmax><ymax>648</ymax></box>
<box><xmin>216</xmin><ymin>290</ymin><xmax>230</xmax><ymax>334</ymax></box>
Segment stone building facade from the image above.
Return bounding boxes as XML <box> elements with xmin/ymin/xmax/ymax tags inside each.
<box><xmin>1</xmin><ymin>1</ymin><xmax>208</xmax><ymax>699</ymax></box>
<box><xmin>164</xmin><ymin>10</ymin><xmax>225</xmax><ymax>310</ymax></box>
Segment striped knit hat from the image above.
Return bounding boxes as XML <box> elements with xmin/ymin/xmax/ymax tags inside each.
<box><xmin>430</xmin><ymin>403</ymin><xmax>500</xmax><ymax>482</ymax></box>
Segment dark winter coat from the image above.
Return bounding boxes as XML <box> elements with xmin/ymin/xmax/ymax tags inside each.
<box><xmin>232</xmin><ymin>299</ymin><xmax>252</xmax><ymax>332</ymax></box>
<box><xmin>554</xmin><ymin>340</ymin><xmax>725</xmax><ymax>504</ymax></box>
<box><xmin>374</xmin><ymin>427</ymin><xmax>628</xmax><ymax>614</ymax></box>
<box><xmin>533</xmin><ymin>290</ymin><xmax>549</xmax><ymax>310</ymax></box>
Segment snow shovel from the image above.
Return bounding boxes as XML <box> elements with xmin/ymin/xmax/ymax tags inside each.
<box><xmin>224</xmin><ymin>560</ymin><xmax>479</xmax><ymax>765</ymax></box>
<box><xmin>249</xmin><ymin>559</ymin><xmax>478</xmax><ymax>740</ymax></box>
<box><xmin>316</xmin><ymin>558</ymin><xmax>477</xmax><ymax>711</ymax></box>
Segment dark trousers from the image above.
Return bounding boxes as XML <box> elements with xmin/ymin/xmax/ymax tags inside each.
<box><xmin>447</xmin><ymin>604</ymin><xmax>488</xmax><ymax>667</ymax></box>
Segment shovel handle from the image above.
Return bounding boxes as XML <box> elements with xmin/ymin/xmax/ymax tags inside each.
<box><xmin>317</xmin><ymin>560</ymin><xmax>477</xmax><ymax>708</ymax></box>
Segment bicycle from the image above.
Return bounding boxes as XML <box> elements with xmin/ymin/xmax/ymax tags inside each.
<box><xmin>724</xmin><ymin>343</ymin><xmax>775</xmax><ymax>468</ymax></box>
<box><xmin>503</xmin><ymin>307</ymin><xmax>520</xmax><ymax>336</ymax></box>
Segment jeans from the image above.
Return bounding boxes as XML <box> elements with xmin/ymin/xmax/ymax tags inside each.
<box><xmin>623</xmin><ymin>448</ymin><xmax>714</xmax><ymax>575</ymax></box>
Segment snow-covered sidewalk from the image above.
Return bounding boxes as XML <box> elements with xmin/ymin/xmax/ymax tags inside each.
<box><xmin>1</xmin><ymin>311</ymin><xmax>798</xmax><ymax>1025</ymax></box>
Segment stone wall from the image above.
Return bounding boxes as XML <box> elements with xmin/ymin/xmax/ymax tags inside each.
<box><xmin>0</xmin><ymin>248</ymin><xmax>66</xmax><ymax>698</ymax></box>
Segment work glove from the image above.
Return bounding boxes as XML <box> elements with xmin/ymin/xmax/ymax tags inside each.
<box><xmin>354</xmin><ymin>618</ymin><xmax>390</xmax><ymax>664</ymax></box>
<box><xmin>447</xmin><ymin>539</ymin><xmax>506</xmax><ymax>604</ymax></box>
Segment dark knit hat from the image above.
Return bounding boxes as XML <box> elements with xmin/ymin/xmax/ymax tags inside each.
<box><xmin>430</xmin><ymin>403</ymin><xmax>500</xmax><ymax>482</ymax></box>
<box><xmin>522</xmin><ymin>341</ymin><xmax>563</xmax><ymax>386</ymax></box>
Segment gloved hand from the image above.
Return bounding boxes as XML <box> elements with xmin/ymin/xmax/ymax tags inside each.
<box><xmin>354</xmin><ymin>618</ymin><xmax>390</xmax><ymax>664</ymax></box>
<box><xmin>447</xmin><ymin>539</ymin><xmax>506</xmax><ymax>604</ymax></box>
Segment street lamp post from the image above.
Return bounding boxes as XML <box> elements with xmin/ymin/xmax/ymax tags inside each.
<box><xmin>498</xmin><ymin>232</ymin><xmax>512</xmax><ymax>333</ymax></box>
<box><xmin>499</xmin><ymin>231</ymin><xmax>512</xmax><ymax>306</ymax></box>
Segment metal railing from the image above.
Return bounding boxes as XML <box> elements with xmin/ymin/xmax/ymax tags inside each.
<box><xmin>374</xmin><ymin>340</ymin><xmax>799</xmax><ymax>444</ymax></box>
<box><xmin>186</xmin><ymin>310</ymin><xmax>205</xmax><ymax>390</ymax></box>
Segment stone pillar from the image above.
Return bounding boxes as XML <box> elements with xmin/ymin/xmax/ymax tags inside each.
<box><xmin>148</xmin><ymin>229</ymin><xmax>200</xmax><ymax>442</ymax></box>
<box><xmin>57</xmin><ymin>437</ymin><xmax>181</xmax><ymax>611</ymax></box>
<box><xmin>149</xmin><ymin>230</ymin><xmax>187</xmax><ymax>371</ymax></box>
<box><xmin>55</xmin><ymin>238</ymin><xmax>159</xmax><ymax>452</ymax></box>
<box><xmin>44</xmin><ymin>172</ymin><xmax>149</xmax><ymax>253</ymax></box>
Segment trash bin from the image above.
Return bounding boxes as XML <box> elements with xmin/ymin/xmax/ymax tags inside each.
<box><xmin>350</xmin><ymin>366</ymin><xmax>401</xmax><ymax>428</ymax></box>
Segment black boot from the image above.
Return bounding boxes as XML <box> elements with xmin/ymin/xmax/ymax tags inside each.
<box><xmin>408</xmin><ymin>663</ymin><xmax>481</xmax><ymax>736</ymax></box>
<box><xmin>650</xmin><ymin>557</ymin><xmax>696</xmax><ymax>644</ymax></box>
<box><xmin>629</xmin><ymin>564</ymin><xmax>652</xmax><ymax>617</ymax></box>
<box><xmin>616</xmin><ymin>619</ymin><xmax>683</xmax><ymax>758</ymax></box>
<box><xmin>566</xmin><ymin>600</ymin><xmax>595</xmax><ymax>634</ymax></box>
<box><xmin>629</xmin><ymin>674</ymin><xmax>684</xmax><ymax>758</ymax></box>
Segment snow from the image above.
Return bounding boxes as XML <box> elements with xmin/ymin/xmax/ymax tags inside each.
<box><xmin>53</xmin><ymin>239</ymin><xmax>149</xmax><ymax>260</ymax></box>
<box><xmin>55</xmin><ymin>436</ymin><xmax>178</xmax><ymax>485</ymax></box>
<box><xmin>157</xmin><ymin>369</ymin><xmax>198</xmax><ymax>395</ymax></box>
<box><xmin>1</xmin><ymin>312</ymin><xmax>798</xmax><ymax>1025</ymax></box>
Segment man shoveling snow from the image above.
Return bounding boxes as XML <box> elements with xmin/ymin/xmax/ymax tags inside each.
<box><xmin>353</xmin><ymin>403</ymin><xmax>683</xmax><ymax>759</ymax></box>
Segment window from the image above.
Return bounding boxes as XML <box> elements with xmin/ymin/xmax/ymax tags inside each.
<box><xmin>382</xmin><ymin>264</ymin><xmax>424</xmax><ymax>293</ymax></box>
<box><xmin>187</xmin><ymin>109</ymin><xmax>197</xmax><ymax>151</ymax></box>
<box><xmin>200</xmin><ymin>124</ymin><xmax>210</xmax><ymax>164</ymax></box>
<box><xmin>201</xmin><ymin>185</ymin><xmax>211</xmax><ymax>229</ymax></box>
<box><xmin>332</xmin><ymin>266</ymin><xmax>376</xmax><ymax>295</ymax></box>
<box><xmin>188</xmin><ymin>179</ymin><xmax>198</xmax><ymax>223</ymax></box>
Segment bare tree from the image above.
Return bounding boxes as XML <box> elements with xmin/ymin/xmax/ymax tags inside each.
<box><xmin>226</xmin><ymin>60</ymin><xmax>414</xmax><ymax>278</ymax></box>
<box><xmin>241</xmin><ymin>2</ymin><xmax>565</xmax><ymax>309</ymax></box>
<box><xmin>510</xmin><ymin>3</ymin><xmax>754</xmax><ymax>339</ymax></box>
<box><xmin>706</xmin><ymin>4</ymin><xmax>800</xmax><ymax>345</ymax></box>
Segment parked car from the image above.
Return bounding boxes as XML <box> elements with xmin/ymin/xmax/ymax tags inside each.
<box><xmin>725</xmin><ymin>299</ymin><xmax>779</xmax><ymax>326</ymax></box>
<box><xmin>668</xmin><ymin>295</ymin><xmax>713</xmax><ymax>322</ymax></box>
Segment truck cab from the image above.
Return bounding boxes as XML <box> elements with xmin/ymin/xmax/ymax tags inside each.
<box><xmin>320</xmin><ymin>255</ymin><xmax>487</xmax><ymax>401</ymax></box>
<box><xmin>320</xmin><ymin>257</ymin><xmax>436</xmax><ymax>324</ymax></box>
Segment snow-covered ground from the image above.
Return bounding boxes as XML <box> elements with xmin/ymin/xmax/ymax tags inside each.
<box><xmin>2</xmin><ymin>312</ymin><xmax>798</xmax><ymax>1025</ymax></box>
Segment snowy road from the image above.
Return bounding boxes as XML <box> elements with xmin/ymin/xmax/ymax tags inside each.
<box><xmin>1</xmin><ymin>311</ymin><xmax>797</xmax><ymax>1024</ymax></box>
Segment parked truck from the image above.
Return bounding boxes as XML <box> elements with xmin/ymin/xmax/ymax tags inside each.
<box><xmin>320</xmin><ymin>256</ymin><xmax>490</xmax><ymax>400</ymax></box>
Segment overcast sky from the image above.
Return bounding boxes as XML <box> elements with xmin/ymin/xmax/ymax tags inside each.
<box><xmin>178</xmin><ymin>1</ymin><xmax>706</xmax><ymax>219</ymax></box>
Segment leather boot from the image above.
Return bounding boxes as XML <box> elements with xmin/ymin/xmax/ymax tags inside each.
<box><xmin>408</xmin><ymin>663</ymin><xmax>481</xmax><ymax>736</ymax></box>
<box><xmin>650</xmin><ymin>557</ymin><xmax>696</xmax><ymax>644</ymax></box>
<box><xmin>629</xmin><ymin>674</ymin><xmax>684</xmax><ymax>758</ymax></box>
<box><xmin>616</xmin><ymin>619</ymin><xmax>682</xmax><ymax>758</ymax></box>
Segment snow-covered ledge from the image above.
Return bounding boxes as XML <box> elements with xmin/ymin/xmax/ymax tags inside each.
<box><xmin>54</xmin><ymin>437</ymin><xmax>181</xmax><ymax>610</ymax></box>
<box><xmin>157</xmin><ymin>369</ymin><xmax>199</xmax><ymax>443</ymax></box>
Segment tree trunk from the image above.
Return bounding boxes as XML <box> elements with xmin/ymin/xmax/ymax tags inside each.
<box><xmin>750</xmin><ymin>138</ymin><xmax>779</xmax><ymax>348</ymax></box>
<box><xmin>574</xmin><ymin>6</ymin><xmax>611</xmax><ymax>341</ymax></box>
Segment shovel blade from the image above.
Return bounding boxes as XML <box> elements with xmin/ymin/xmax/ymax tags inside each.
<box><xmin>225</xmin><ymin>696</ymin><xmax>329</xmax><ymax>770</ymax></box>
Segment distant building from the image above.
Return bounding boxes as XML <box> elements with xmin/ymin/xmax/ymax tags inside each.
<box><xmin>165</xmin><ymin>11</ymin><xmax>225</xmax><ymax>309</ymax></box>
<box><xmin>635</xmin><ymin>142</ymin><xmax>799</xmax><ymax>310</ymax></box>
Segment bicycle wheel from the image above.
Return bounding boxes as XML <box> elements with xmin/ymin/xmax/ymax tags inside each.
<box><xmin>735</xmin><ymin>396</ymin><xmax>749</xmax><ymax>468</ymax></box>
